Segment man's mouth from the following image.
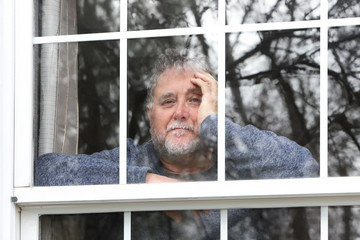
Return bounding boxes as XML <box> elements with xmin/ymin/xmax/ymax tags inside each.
<box><xmin>166</xmin><ymin>123</ymin><xmax>194</xmax><ymax>137</ymax></box>
<box><xmin>167</xmin><ymin>123</ymin><xmax>194</xmax><ymax>132</ymax></box>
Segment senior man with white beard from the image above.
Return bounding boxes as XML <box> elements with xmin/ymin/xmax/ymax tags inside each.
<box><xmin>35</xmin><ymin>48</ymin><xmax>319</xmax><ymax>239</ymax></box>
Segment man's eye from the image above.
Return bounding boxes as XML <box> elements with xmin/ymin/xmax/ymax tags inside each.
<box><xmin>163</xmin><ymin>99</ymin><xmax>175</xmax><ymax>105</ymax></box>
<box><xmin>189</xmin><ymin>97</ymin><xmax>201</xmax><ymax>104</ymax></box>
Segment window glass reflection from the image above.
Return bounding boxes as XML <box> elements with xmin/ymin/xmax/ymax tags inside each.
<box><xmin>128</xmin><ymin>0</ymin><xmax>217</xmax><ymax>30</ymax></box>
<box><xmin>34</xmin><ymin>0</ymin><xmax>120</xmax><ymax>36</ymax></box>
<box><xmin>34</xmin><ymin>41</ymin><xmax>119</xmax><ymax>156</ymax></box>
<box><xmin>127</xmin><ymin>36</ymin><xmax>217</xmax><ymax>145</ymax></box>
<box><xmin>229</xmin><ymin>207</ymin><xmax>320</xmax><ymax>240</ymax></box>
<box><xmin>132</xmin><ymin>210</ymin><xmax>218</xmax><ymax>239</ymax></box>
<box><xmin>40</xmin><ymin>213</ymin><xmax>124</xmax><ymax>240</ymax></box>
<box><xmin>226</xmin><ymin>0</ymin><xmax>320</xmax><ymax>25</ymax></box>
<box><xmin>225</xmin><ymin>29</ymin><xmax>320</xmax><ymax>180</ymax></box>
<box><xmin>328</xmin><ymin>26</ymin><xmax>360</xmax><ymax>177</ymax></box>
<box><xmin>329</xmin><ymin>206</ymin><xmax>360</xmax><ymax>239</ymax></box>
<box><xmin>126</xmin><ymin>36</ymin><xmax>218</xmax><ymax>182</ymax></box>
<box><xmin>328</xmin><ymin>0</ymin><xmax>360</xmax><ymax>19</ymax></box>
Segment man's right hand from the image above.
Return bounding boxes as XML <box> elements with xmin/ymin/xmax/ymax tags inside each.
<box><xmin>145</xmin><ymin>173</ymin><xmax>210</xmax><ymax>222</ymax></box>
<box><xmin>190</xmin><ymin>72</ymin><xmax>218</xmax><ymax>129</ymax></box>
<box><xmin>145</xmin><ymin>173</ymin><xmax>180</xmax><ymax>183</ymax></box>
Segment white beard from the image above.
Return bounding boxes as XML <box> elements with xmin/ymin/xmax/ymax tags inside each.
<box><xmin>150</xmin><ymin>122</ymin><xmax>201</xmax><ymax>161</ymax></box>
<box><xmin>163</xmin><ymin>135</ymin><xmax>200</xmax><ymax>156</ymax></box>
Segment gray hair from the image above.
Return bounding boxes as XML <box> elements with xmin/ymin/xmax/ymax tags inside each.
<box><xmin>146</xmin><ymin>48</ymin><xmax>212</xmax><ymax>109</ymax></box>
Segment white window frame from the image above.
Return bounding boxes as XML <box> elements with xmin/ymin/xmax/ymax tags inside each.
<box><xmin>3</xmin><ymin>0</ymin><xmax>360</xmax><ymax>239</ymax></box>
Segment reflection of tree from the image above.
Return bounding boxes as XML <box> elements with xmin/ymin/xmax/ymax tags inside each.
<box><xmin>327</xmin><ymin>26</ymin><xmax>360</xmax><ymax>240</ymax></box>
<box><xmin>328</xmin><ymin>26</ymin><xmax>360</xmax><ymax>177</ymax></box>
<box><xmin>328</xmin><ymin>0</ymin><xmax>360</xmax><ymax>18</ymax></box>
<box><xmin>226</xmin><ymin>0</ymin><xmax>320</xmax><ymax>24</ymax></box>
<box><xmin>128</xmin><ymin>0</ymin><xmax>217</xmax><ymax>30</ymax></box>
<box><xmin>78</xmin><ymin>41</ymin><xmax>119</xmax><ymax>154</ymax></box>
<box><xmin>76</xmin><ymin>2</ymin><xmax>120</xmax><ymax>154</ymax></box>
<box><xmin>329</xmin><ymin>206</ymin><xmax>360</xmax><ymax>240</ymax></box>
<box><xmin>226</xmin><ymin>28</ymin><xmax>320</xmax><ymax>240</ymax></box>
<box><xmin>226</xmin><ymin>29</ymin><xmax>320</xmax><ymax>156</ymax></box>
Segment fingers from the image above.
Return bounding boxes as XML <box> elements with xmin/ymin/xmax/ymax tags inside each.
<box><xmin>190</xmin><ymin>72</ymin><xmax>218</xmax><ymax>126</ymax></box>
<box><xmin>165</xmin><ymin>210</ymin><xmax>210</xmax><ymax>222</ymax></box>
<box><xmin>190</xmin><ymin>72</ymin><xmax>218</xmax><ymax>96</ymax></box>
<box><xmin>165</xmin><ymin>211</ymin><xmax>182</xmax><ymax>222</ymax></box>
<box><xmin>145</xmin><ymin>173</ymin><xmax>181</xmax><ymax>183</ymax></box>
<box><xmin>192</xmin><ymin>210</ymin><xmax>210</xmax><ymax>220</ymax></box>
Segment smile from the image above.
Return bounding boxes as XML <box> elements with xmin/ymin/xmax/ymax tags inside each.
<box><xmin>168</xmin><ymin>128</ymin><xmax>191</xmax><ymax>137</ymax></box>
<box><xmin>166</xmin><ymin>123</ymin><xmax>194</xmax><ymax>132</ymax></box>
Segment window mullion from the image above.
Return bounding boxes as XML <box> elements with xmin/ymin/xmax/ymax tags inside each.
<box><xmin>120</xmin><ymin>1</ymin><xmax>131</xmax><ymax>240</ymax></box>
<box><xmin>218</xmin><ymin>1</ymin><xmax>228</xmax><ymax>238</ymax></box>
<box><xmin>320</xmin><ymin>0</ymin><xmax>329</xmax><ymax>180</ymax></box>
<box><xmin>217</xmin><ymin>0</ymin><xmax>226</xmax><ymax>183</ymax></box>
<box><xmin>321</xmin><ymin>207</ymin><xmax>329</xmax><ymax>240</ymax></box>
<box><xmin>21</xmin><ymin>211</ymin><xmax>39</xmax><ymax>240</ymax></box>
<box><xmin>320</xmin><ymin>0</ymin><xmax>329</xmax><ymax>239</ymax></box>
<box><xmin>14</xmin><ymin>0</ymin><xmax>34</xmax><ymax>187</ymax></box>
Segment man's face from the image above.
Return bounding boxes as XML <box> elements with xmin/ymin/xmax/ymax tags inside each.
<box><xmin>147</xmin><ymin>67</ymin><xmax>202</xmax><ymax>156</ymax></box>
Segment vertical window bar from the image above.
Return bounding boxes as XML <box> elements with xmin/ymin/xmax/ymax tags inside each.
<box><xmin>14</xmin><ymin>0</ymin><xmax>34</xmax><ymax>187</ymax></box>
<box><xmin>124</xmin><ymin>212</ymin><xmax>131</xmax><ymax>240</ymax></box>
<box><xmin>217</xmin><ymin>0</ymin><xmax>226</xmax><ymax>183</ymax></box>
<box><xmin>320</xmin><ymin>0</ymin><xmax>329</xmax><ymax>239</ymax></box>
<box><xmin>320</xmin><ymin>0</ymin><xmax>328</xmax><ymax>179</ymax></box>
<box><xmin>218</xmin><ymin>1</ymin><xmax>228</xmax><ymax>239</ymax></box>
<box><xmin>321</xmin><ymin>207</ymin><xmax>328</xmax><ymax>240</ymax></box>
<box><xmin>120</xmin><ymin>1</ymin><xmax>131</xmax><ymax>239</ymax></box>
<box><xmin>21</xmin><ymin>211</ymin><xmax>39</xmax><ymax>240</ymax></box>
<box><xmin>119</xmin><ymin>37</ymin><xmax>128</xmax><ymax>185</ymax></box>
<box><xmin>220</xmin><ymin>209</ymin><xmax>228</xmax><ymax>240</ymax></box>
<box><xmin>119</xmin><ymin>0</ymin><xmax>128</xmax><ymax>186</ymax></box>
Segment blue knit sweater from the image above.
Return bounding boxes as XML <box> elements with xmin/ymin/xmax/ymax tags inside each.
<box><xmin>35</xmin><ymin>114</ymin><xmax>319</xmax><ymax>239</ymax></box>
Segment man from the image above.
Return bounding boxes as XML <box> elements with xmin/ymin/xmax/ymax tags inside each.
<box><xmin>35</xmin><ymin>48</ymin><xmax>319</xmax><ymax>239</ymax></box>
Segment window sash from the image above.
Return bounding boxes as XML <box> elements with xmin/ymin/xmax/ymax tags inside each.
<box><xmin>14</xmin><ymin>177</ymin><xmax>360</xmax><ymax>210</ymax></box>
<box><xmin>13</xmin><ymin>0</ymin><xmax>360</xmax><ymax>239</ymax></box>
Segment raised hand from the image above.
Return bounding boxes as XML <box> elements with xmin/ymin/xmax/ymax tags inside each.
<box><xmin>190</xmin><ymin>72</ymin><xmax>218</xmax><ymax>128</ymax></box>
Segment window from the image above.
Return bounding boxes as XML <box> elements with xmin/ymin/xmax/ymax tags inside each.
<box><xmin>9</xmin><ymin>0</ymin><xmax>360</xmax><ymax>239</ymax></box>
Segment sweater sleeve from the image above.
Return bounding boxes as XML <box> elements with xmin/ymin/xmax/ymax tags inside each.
<box><xmin>34</xmin><ymin>139</ymin><xmax>152</xmax><ymax>186</ymax></box>
<box><xmin>199</xmin><ymin>114</ymin><xmax>319</xmax><ymax>180</ymax></box>
<box><xmin>34</xmin><ymin>148</ymin><xmax>120</xmax><ymax>186</ymax></box>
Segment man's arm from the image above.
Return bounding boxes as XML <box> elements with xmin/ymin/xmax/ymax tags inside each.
<box><xmin>200</xmin><ymin>114</ymin><xmax>319</xmax><ymax>179</ymax></box>
<box><xmin>35</xmin><ymin>140</ymin><xmax>155</xmax><ymax>186</ymax></box>
<box><xmin>34</xmin><ymin>148</ymin><xmax>120</xmax><ymax>186</ymax></box>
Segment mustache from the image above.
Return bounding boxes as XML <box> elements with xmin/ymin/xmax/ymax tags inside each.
<box><xmin>166</xmin><ymin>122</ymin><xmax>194</xmax><ymax>132</ymax></box>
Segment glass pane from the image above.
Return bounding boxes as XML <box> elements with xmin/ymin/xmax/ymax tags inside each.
<box><xmin>127</xmin><ymin>36</ymin><xmax>218</xmax><ymax>183</ymax></box>
<box><xmin>40</xmin><ymin>213</ymin><xmax>124</xmax><ymax>240</ymax></box>
<box><xmin>329</xmin><ymin>206</ymin><xmax>360</xmax><ymax>239</ymax></box>
<box><xmin>77</xmin><ymin>41</ymin><xmax>120</xmax><ymax>154</ymax></box>
<box><xmin>225</xmin><ymin>29</ymin><xmax>320</xmax><ymax>180</ymax></box>
<box><xmin>328</xmin><ymin>0</ymin><xmax>360</xmax><ymax>19</ymax></box>
<box><xmin>34</xmin><ymin>41</ymin><xmax>119</xmax><ymax>186</ymax></box>
<box><xmin>229</xmin><ymin>207</ymin><xmax>320</xmax><ymax>239</ymax></box>
<box><xmin>226</xmin><ymin>0</ymin><xmax>320</xmax><ymax>25</ymax></box>
<box><xmin>35</xmin><ymin>41</ymin><xmax>119</xmax><ymax>154</ymax></box>
<box><xmin>34</xmin><ymin>41</ymin><xmax>119</xmax><ymax>155</ymax></box>
<box><xmin>328</xmin><ymin>26</ymin><xmax>360</xmax><ymax>177</ymax></box>
<box><xmin>128</xmin><ymin>0</ymin><xmax>217</xmax><ymax>30</ymax></box>
<box><xmin>34</xmin><ymin>0</ymin><xmax>120</xmax><ymax>36</ymax></box>
<box><xmin>132</xmin><ymin>209</ymin><xmax>218</xmax><ymax>239</ymax></box>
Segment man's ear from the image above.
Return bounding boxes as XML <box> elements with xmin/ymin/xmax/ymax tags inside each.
<box><xmin>146</xmin><ymin>105</ymin><xmax>151</xmax><ymax>122</ymax></box>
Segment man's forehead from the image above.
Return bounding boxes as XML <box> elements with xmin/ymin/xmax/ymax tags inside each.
<box><xmin>157</xmin><ymin>87</ymin><xmax>201</xmax><ymax>99</ymax></box>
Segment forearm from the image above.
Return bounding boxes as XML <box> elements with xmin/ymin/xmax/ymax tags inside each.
<box><xmin>199</xmin><ymin>114</ymin><xmax>319</xmax><ymax>179</ymax></box>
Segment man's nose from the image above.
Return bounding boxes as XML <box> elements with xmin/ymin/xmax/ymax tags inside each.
<box><xmin>174</xmin><ymin>102</ymin><xmax>189</xmax><ymax>121</ymax></box>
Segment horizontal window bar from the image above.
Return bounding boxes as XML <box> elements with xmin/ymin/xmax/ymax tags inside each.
<box><xmin>14</xmin><ymin>177</ymin><xmax>360</xmax><ymax>214</ymax></box>
<box><xmin>32</xmin><ymin>18</ymin><xmax>360</xmax><ymax>44</ymax></box>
